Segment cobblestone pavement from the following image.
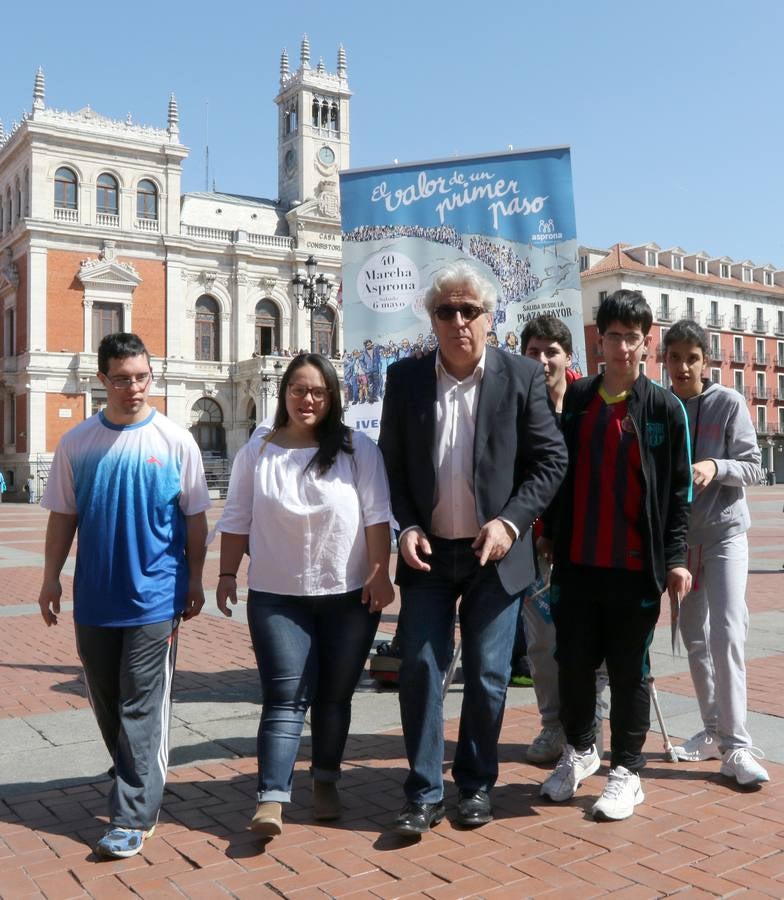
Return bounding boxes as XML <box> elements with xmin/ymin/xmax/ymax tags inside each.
<box><xmin>0</xmin><ymin>488</ymin><xmax>782</xmax><ymax>898</ymax></box>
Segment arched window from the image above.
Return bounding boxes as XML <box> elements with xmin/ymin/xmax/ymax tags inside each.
<box><xmin>190</xmin><ymin>397</ymin><xmax>225</xmax><ymax>455</ymax></box>
<box><xmin>329</xmin><ymin>103</ymin><xmax>339</xmax><ymax>132</ymax></box>
<box><xmin>5</xmin><ymin>187</ymin><xmax>13</xmax><ymax>229</ymax></box>
<box><xmin>14</xmin><ymin>179</ymin><xmax>21</xmax><ymax>220</ymax></box>
<box><xmin>195</xmin><ymin>295</ymin><xmax>220</xmax><ymax>361</ymax></box>
<box><xmin>284</xmin><ymin>101</ymin><xmax>298</xmax><ymax>135</ymax></box>
<box><xmin>54</xmin><ymin>167</ymin><xmax>77</xmax><ymax>209</ymax></box>
<box><xmin>312</xmin><ymin>306</ymin><xmax>337</xmax><ymax>357</ymax></box>
<box><xmin>254</xmin><ymin>298</ymin><xmax>280</xmax><ymax>355</ymax></box>
<box><xmin>23</xmin><ymin>169</ymin><xmax>30</xmax><ymax>216</ymax></box>
<box><xmin>97</xmin><ymin>173</ymin><xmax>119</xmax><ymax>216</ymax></box>
<box><xmin>137</xmin><ymin>179</ymin><xmax>158</xmax><ymax>220</ymax></box>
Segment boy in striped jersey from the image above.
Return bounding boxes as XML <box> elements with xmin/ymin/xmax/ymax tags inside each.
<box><xmin>541</xmin><ymin>290</ymin><xmax>692</xmax><ymax>820</ymax></box>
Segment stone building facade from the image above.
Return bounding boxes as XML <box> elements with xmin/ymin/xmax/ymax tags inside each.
<box><xmin>0</xmin><ymin>37</ymin><xmax>349</xmax><ymax>498</ymax></box>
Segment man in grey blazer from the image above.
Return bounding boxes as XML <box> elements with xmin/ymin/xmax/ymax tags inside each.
<box><xmin>379</xmin><ymin>260</ymin><xmax>567</xmax><ymax>835</ymax></box>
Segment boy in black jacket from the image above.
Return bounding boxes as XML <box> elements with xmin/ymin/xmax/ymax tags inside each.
<box><xmin>541</xmin><ymin>289</ymin><xmax>692</xmax><ymax>820</ymax></box>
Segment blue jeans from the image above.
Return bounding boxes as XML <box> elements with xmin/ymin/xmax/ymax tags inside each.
<box><xmin>247</xmin><ymin>588</ymin><xmax>379</xmax><ymax>802</ymax></box>
<box><xmin>397</xmin><ymin>537</ymin><xmax>520</xmax><ymax>803</ymax></box>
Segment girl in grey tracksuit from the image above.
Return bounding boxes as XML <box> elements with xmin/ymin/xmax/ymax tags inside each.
<box><xmin>665</xmin><ymin>320</ymin><xmax>768</xmax><ymax>785</ymax></box>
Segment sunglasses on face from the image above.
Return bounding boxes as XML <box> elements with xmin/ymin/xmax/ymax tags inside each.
<box><xmin>433</xmin><ymin>304</ymin><xmax>485</xmax><ymax>322</ymax></box>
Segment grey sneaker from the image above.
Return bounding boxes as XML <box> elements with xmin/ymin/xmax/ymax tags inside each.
<box><xmin>720</xmin><ymin>747</ymin><xmax>770</xmax><ymax>786</ymax></box>
<box><xmin>540</xmin><ymin>744</ymin><xmax>600</xmax><ymax>802</ymax></box>
<box><xmin>672</xmin><ymin>730</ymin><xmax>721</xmax><ymax>762</ymax></box>
<box><xmin>526</xmin><ymin>725</ymin><xmax>566</xmax><ymax>764</ymax></box>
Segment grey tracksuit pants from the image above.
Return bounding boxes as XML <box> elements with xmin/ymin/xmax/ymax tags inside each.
<box><xmin>75</xmin><ymin>617</ymin><xmax>179</xmax><ymax>830</ymax></box>
<box><xmin>679</xmin><ymin>531</ymin><xmax>752</xmax><ymax>752</ymax></box>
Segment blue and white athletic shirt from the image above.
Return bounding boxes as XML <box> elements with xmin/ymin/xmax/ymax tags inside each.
<box><xmin>42</xmin><ymin>409</ymin><xmax>211</xmax><ymax>627</ymax></box>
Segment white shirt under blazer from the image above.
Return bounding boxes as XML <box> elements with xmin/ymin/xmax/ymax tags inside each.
<box><xmin>217</xmin><ymin>426</ymin><xmax>392</xmax><ymax>597</ymax></box>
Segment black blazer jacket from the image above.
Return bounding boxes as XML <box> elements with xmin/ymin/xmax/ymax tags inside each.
<box><xmin>379</xmin><ymin>347</ymin><xmax>568</xmax><ymax>595</ymax></box>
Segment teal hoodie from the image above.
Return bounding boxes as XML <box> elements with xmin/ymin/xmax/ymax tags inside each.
<box><xmin>680</xmin><ymin>380</ymin><xmax>762</xmax><ymax>546</ymax></box>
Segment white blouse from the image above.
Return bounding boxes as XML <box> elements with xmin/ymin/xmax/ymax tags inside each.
<box><xmin>217</xmin><ymin>427</ymin><xmax>391</xmax><ymax>596</ymax></box>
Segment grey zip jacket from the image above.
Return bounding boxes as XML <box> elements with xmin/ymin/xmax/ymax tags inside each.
<box><xmin>680</xmin><ymin>380</ymin><xmax>763</xmax><ymax>546</ymax></box>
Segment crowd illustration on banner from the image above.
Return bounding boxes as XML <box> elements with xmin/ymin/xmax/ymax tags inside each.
<box><xmin>343</xmin><ymin>223</ymin><xmax>542</xmax><ymax>332</ymax></box>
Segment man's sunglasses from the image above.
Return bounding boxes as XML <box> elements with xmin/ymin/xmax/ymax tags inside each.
<box><xmin>433</xmin><ymin>304</ymin><xmax>485</xmax><ymax>322</ymax></box>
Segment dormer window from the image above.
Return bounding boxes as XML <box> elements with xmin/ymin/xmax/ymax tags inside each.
<box><xmin>764</xmin><ymin>271</ymin><xmax>774</xmax><ymax>286</ymax></box>
<box><xmin>646</xmin><ymin>250</ymin><xmax>658</xmax><ymax>267</ymax></box>
<box><xmin>742</xmin><ymin>267</ymin><xmax>753</xmax><ymax>283</ymax></box>
<box><xmin>671</xmin><ymin>255</ymin><xmax>683</xmax><ymax>271</ymax></box>
<box><xmin>720</xmin><ymin>263</ymin><xmax>730</xmax><ymax>278</ymax></box>
<box><xmin>697</xmin><ymin>259</ymin><xmax>707</xmax><ymax>275</ymax></box>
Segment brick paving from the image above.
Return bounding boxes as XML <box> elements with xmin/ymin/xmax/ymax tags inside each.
<box><xmin>0</xmin><ymin>490</ymin><xmax>782</xmax><ymax>898</ymax></box>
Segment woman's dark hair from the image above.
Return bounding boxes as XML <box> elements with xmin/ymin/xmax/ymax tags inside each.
<box><xmin>272</xmin><ymin>353</ymin><xmax>352</xmax><ymax>475</ymax></box>
<box><xmin>662</xmin><ymin>319</ymin><xmax>709</xmax><ymax>359</ymax></box>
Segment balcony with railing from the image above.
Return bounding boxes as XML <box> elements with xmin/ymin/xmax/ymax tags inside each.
<box><xmin>53</xmin><ymin>207</ymin><xmax>78</xmax><ymax>223</ymax></box>
<box><xmin>134</xmin><ymin>217</ymin><xmax>159</xmax><ymax>232</ymax></box>
<box><xmin>755</xmin><ymin>423</ymin><xmax>774</xmax><ymax>435</ymax></box>
<box><xmin>752</xmin><ymin>318</ymin><xmax>769</xmax><ymax>334</ymax></box>
<box><xmin>709</xmin><ymin>349</ymin><xmax>727</xmax><ymax>364</ymax></box>
<box><xmin>775</xmin><ymin>389</ymin><xmax>784</xmax><ymax>402</ymax></box>
<box><xmin>684</xmin><ymin>310</ymin><xmax>701</xmax><ymax>324</ymax></box>
<box><xmin>96</xmin><ymin>212</ymin><xmax>120</xmax><ymax>228</ymax></box>
<box><xmin>730</xmin><ymin>351</ymin><xmax>749</xmax><ymax>365</ymax></box>
<box><xmin>733</xmin><ymin>385</ymin><xmax>751</xmax><ymax>398</ymax></box>
<box><xmin>730</xmin><ymin>316</ymin><xmax>747</xmax><ymax>331</ymax></box>
<box><xmin>752</xmin><ymin>385</ymin><xmax>771</xmax><ymax>401</ymax></box>
<box><xmin>706</xmin><ymin>314</ymin><xmax>724</xmax><ymax>329</ymax></box>
<box><xmin>753</xmin><ymin>353</ymin><xmax>770</xmax><ymax>366</ymax></box>
<box><xmin>775</xmin><ymin>355</ymin><xmax>784</xmax><ymax>369</ymax></box>
<box><xmin>246</xmin><ymin>233</ymin><xmax>295</xmax><ymax>249</ymax></box>
<box><xmin>656</xmin><ymin>306</ymin><xmax>676</xmax><ymax>323</ymax></box>
<box><xmin>775</xmin><ymin>321</ymin><xmax>784</xmax><ymax>337</ymax></box>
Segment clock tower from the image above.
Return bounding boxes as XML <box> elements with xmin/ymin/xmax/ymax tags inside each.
<box><xmin>275</xmin><ymin>36</ymin><xmax>351</xmax><ymax>210</ymax></box>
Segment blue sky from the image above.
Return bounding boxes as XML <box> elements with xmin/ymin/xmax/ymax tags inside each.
<box><xmin>3</xmin><ymin>0</ymin><xmax>782</xmax><ymax>266</ymax></box>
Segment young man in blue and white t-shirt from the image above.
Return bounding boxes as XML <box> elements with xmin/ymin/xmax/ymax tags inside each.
<box><xmin>39</xmin><ymin>332</ymin><xmax>210</xmax><ymax>859</ymax></box>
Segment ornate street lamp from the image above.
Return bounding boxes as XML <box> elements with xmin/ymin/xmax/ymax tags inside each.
<box><xmin>292</xmin><ymin>255</ymin><xmax>333</xmax><ymax>310</ymax></box>
<box><xmin>261</xmin><ymin>360</ymin><xmax>284</xmax><ymax>396</ymax></box>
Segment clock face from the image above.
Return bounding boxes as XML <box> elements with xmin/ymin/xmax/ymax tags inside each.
<box><xmin>284</xmin><ymin>149</ymin><xmax>296</xmax><ymax>176</ymax></box>
<box><xmin>318</xmin><ymin>145</ymin><xmax>336</xmax><ymax>166</ymax></box>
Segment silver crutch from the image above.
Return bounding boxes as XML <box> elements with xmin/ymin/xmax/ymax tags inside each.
<box><xmin>648</xmin><ymin>674</ymin><xmax>678</xmax><ymax>763</ymax></box>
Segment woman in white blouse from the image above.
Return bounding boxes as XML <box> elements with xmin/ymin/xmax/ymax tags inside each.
<box><xmin>216</xmin><ymin>354</ymin><xmax>394</xmax><ymax>839</ymax></box>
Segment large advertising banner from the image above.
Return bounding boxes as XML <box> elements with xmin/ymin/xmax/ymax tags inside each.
<box><xmin>339</xmin><ymin>146</ymin><xmax>584</xmax><ymax>440</ymax></box>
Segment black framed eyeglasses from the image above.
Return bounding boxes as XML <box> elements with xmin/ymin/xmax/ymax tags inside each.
<box><xmin>288</xmin><ymin>384</ymin><xmax>330</xmax><ymax>402</ymax></box>
<box><xmin>433</xmin><ymin>303</ymin><xmax>485</xmax><ymax>322</ymax></box>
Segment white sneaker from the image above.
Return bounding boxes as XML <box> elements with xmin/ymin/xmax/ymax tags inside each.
<box><xmin>540</xmin><ymin>744</ymin><xmax>600</xmax><ymax>802</ymax></box>
<box><xmin>526</xmin><ymin>725</ymin><xmax>565</xmax><ymax>764</ymax></box>
<box><xmin>720</xmin><ymin>747</ymin><xmax>770</xmax><ymax>786</ymax></box>
<box><xmin>592</xmin><ymin>766</ymin><xmax>644</xmax><ymax>821</ymax></box>
<box><xmin>672</xmin><ymin>730</ymin><xmax>722</xmax><ymax>761</ymax></box>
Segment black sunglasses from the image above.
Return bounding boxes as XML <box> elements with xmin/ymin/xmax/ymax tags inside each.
<box><xmin>433</xmin><ymin>303</ymin><xmax>485</xmax><ymax>322</ymax></box>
